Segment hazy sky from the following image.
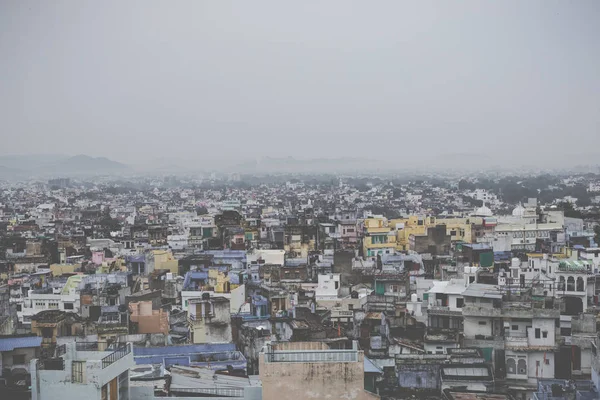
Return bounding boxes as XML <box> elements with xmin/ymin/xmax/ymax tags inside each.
<box><xmin>1</xmin><ymin>1</ymin><xmax>599</xmax><ymax>166</ymax></box>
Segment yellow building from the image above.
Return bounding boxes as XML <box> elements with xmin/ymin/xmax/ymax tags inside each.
<box><xmin>208</xmin><ymin>268</ymin><xmax>240</xmax><ymax>293</ymax></box>
<box><xmin>390</xmin><ymin>216</ymin><xmax>481</xmax><ymax>252</ymax></box>
<box><xmin>363</xmin><ymin>217</ymin><xmax>397</xmax><ymax>257</ymax></box>
<box><xmin>150</xmin><ymin>250</ymin><xmax>178</xmax><ymax>274</ymax></box>
<box><xmin>49</xmin><ymin>263</ymin><xmax>81</xmax><ymax>277</ymax></box>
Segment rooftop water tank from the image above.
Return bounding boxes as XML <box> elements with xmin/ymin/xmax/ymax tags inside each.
<box><xmin>511</xmin><ymin>258</ymin><xmax>520</xmax><ymax>268</ymax></box>
<box><xmin>464</xmin><ymin>266</ymin><xmax>471</xmax><ymax>274</ymax></box>
<box><xmin>411</xmin><ymin>293</ymin><xmax>418</xmax><ymax>302</ymax></box>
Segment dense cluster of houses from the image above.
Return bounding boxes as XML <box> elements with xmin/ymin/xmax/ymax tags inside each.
<box><xmin>1</xmin><ymin>176</ymin><xmax>600</xmax><ymax>400</ymax></box>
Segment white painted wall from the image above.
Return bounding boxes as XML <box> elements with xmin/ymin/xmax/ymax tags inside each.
<box><xmin>316</xmin><ymin>274</ymin><xmax>341</xmax><ymax>300</ymax></box>
<box><xmin>463</xmin><ymin>317</ymin><xmax>493</xmax><ymax>338</ymax></box>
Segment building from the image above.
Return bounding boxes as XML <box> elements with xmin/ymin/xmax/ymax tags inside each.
<box><xmin>31</xmin><ymin>341</ymin><xmax>134</xmax><ymax>400</ymax></box>
<box><xmin>363</xmin><ymin>217</ymin><xmax>396</xmax><ymax>258</ymax></box>
<box><xmin>188</xmin><ymin>296</ymin><xmax>232</xmax><ymax>343</ymax></box>
<box><xmin>259</xmin><ymin>341</ymin><xmax>378</xmax><ymax>400</ymax></box>
<box><xmin>0</xmin><ymin>335</ymin><xmax>42</xmax><ymax>390</ymax></box>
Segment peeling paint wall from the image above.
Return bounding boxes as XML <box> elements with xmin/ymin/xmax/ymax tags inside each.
<box><xmin>259</xmin><ymin>351</ymin><xmax>378</xmax><ymax>400</ymax></box>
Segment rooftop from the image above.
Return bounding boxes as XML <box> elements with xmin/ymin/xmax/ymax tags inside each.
<box><xmin>0</xmin><ymin>335</ymin><xmax>42</xmax><ymax>352</ymax></box>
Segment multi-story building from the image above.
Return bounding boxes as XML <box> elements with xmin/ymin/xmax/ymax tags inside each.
<box><xmin>425</xmin><ymin>278</ymin><xmax>465</xmax><ymax>354</ymax></box>
<box><xmin>31</xmin><ymin>341</ymin><xmax>134</xmax><ymax>400</ymax></box>
<box><xmin>462</xmin><ymin>279</ymin><xmax>562</xmax><ymax>397</ymax></box>
<box><xmin>363</xmin><ymin>216</ymin><xmax>396</xmax><ymax>258</ymax></box>
<box><xmin>188</xmin><ymin>296</ymin><xmax>232</xmax><ymax>343</ymax></box>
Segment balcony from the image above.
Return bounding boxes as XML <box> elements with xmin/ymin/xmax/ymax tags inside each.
<box><xmin>462</xmin><ymin>305</ymin><xmax>501</xmax><ymax>317</ymax></box>
<box><xmin>505</xmin><ymin>336</ymin><xmax>528</xmax><ymax>349</ymax></box>
<box><xmin>264</xmin><ymin>350</ymin><xmax>359</xmax><ymax>363</ymax></box>
<box><xmin>462</xmin><ymin>304</ymin><xmax>559</xmax><ymax>319</ymax></box>
<box><xmin>427</xmin><ymin>305</ymin><xmax>463</xmax><ymax>316</ymax></box>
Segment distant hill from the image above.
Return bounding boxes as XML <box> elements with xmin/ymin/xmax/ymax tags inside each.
<box><xmin>0</xmin><ymin>154</ymin><xmax>129</xmax><ymax>177</ymax></box>
<box><xmin>44</xmin><ymin>155</ymin><xmax>129</xmax><ymax>175</ymax></box>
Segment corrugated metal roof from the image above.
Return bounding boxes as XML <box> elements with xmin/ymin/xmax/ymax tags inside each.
<box><xmin>0</xmin><ymin>336</ymin><xmax>42</xmax><ymax>352</ymax></box>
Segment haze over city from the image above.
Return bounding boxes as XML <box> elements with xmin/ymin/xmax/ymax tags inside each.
<box><xmin>1</xmin><ymin>1</ymin><xmax>599</xmax><ymax>170</ymax></box>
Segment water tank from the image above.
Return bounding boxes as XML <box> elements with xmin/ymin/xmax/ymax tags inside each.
<box><xmin>201</xmin><ymin>292</ymin><xmax>211</xmax><ymax>300</ymax></box>
<box><xmin>470</xmin><ymin>266</ymin><xmax>478</xmax><ymax>274</ymax></box>
<box><xmin>166</xmin><ymin>273</ymin><xmax>173</xmax><ymax>280</ymax></box>
<box><xmin>511</xmin><ymin>258</ymin><xmax>520</xmax><ymax>268</ymax></box>
<box><xmin>411</xmin><ymin>293</ymin><xmax>418</xmax><ymax>302</ymax></box>
<box><xmin>464</xmin><ymin>266</ymin><xmax>471</xmax><ymax>274</ymax></box>
<box><xmin>350</xmin><ymin>291</ymin><xmax>359</xmax><ymax>299</ymax></box>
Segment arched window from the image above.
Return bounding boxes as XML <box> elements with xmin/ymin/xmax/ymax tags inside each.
<box><xmin>576</xmin><ymin>277</ymin><xmax>584</xmax><ymax>292</ymax></box>
<box><xmin>558</xmin><ymin>276</ymin><xmax>565</xmax><ymax>291</ymax></box>
<box><xmin>507</xmin><ymin>358</ymin><xmax>516</xmax><ymax>374</ymax></box>
<box><xmin>567</xmin><ymin>276</ymin><xmax>575</xmax><ymax>291</ymax></box>
<box><xmin>517</xmin><ymin>358</ymin><xmax>527</xmax><ymax>375</ymax></box>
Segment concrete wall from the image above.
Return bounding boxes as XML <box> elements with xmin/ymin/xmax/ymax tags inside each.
<box><xmin>191</xmin><ymin>300</ymin><xmax>232</xmax><ymax>343</ymax></box>
<box><xmin>527</xmin><ymin>352</ymin><xmax>555</xmax><ymax>380</ymax></box>
<box><xmin>463</xmin><ymin>316</ymin><xmax>493</xmax><ymax>338</ymax></box>
<box><xmin>528</xmin><ymin>319</ymin><xmax>555</xmax><ymax>347</ymax></box>
<box><xmin>259</xmin><ymin>351</ymin><xmax>377</xmax><ymax>400</ymax></box>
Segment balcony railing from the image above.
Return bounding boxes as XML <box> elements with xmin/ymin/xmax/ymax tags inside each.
<box><xmin>428</xmin><ymin>305</ymin><xmax>463</xmax><ymax>315</ymax></box>
<box><xmin>264</xmin><ymin>350</ymin><xmax>358</xmax><ymax>363</ymax></box>
<box><xmin>505</xmin><ymin>336</ymin><xmax>528</xmax><ymax>348</ymax></box>
<box><xmin>102</xmin><ymin>343</ymin><xmax>131</xmax><ymax>369</ymax></box>
<box><xmin>55</xmin><ymin>344</ymin><xmax>66</xmax><ymax>358</ymax></box>
<box><xmin>76</xmin><ymin>342</ymin><xmax>107</xmax><ymax>351</ymax></box>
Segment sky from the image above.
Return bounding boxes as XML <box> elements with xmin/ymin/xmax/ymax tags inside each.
<box><xmin>1</xmin><ymin>1</ymin><xmax>599</xmax><ymax>168</ymax></box>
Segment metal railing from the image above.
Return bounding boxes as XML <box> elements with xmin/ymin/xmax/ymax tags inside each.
<box><xmin>102</xmin><ymin>343</ymin><xmax>131</xmax><ymax>369</ymax></box>
<box><xmin>265</xmin><ymin>350</ymin><xmax>358</xmax><ymax>363</ymax></box>
<box><xmin>76</xmin><ymin>342</ymin><xmax>107</xmax><ymax>351</ymax></box>
<box><xmin>170</xmin><ymin>387</ymin><xmax>244</xmax><ymax>397</ymax></box>
<box><xmin>55</xmin><ymin>344</ymin><xmax>66</xmax><ymax>358</ymax></box>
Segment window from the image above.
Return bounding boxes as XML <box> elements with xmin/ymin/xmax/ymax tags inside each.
<box><xmin>119</xmin><ymin>371</ymin><xmax>129</xmax><ymax>400</ymax></box>
<box><xmin>545</xmin><ymin>359</ymin><xmax>550</xmax><ymax>365</ymax></box>
<box><xmin>535</xmin><ymin>328</ymin><xmax>541</xmax><ymax>339</ymax></box>
<box><xmin>41</xmin><ymin>327</ymin><xmax>53</xmax><ymax>338</ymax></box>
<box><xmin>72</xmin><ymin>361</ymin><xmax>85</xmax><ymax>383</ymax></box>
<box><xmin>507</xmin><ymin>358</ymin><xmax>516</xmax><ymax>374</ymax></box>
<box><xmin>512</xmin><ymin>325</ymin><xmax>518</xmax><ymax>331</ymax></box>
<box><xmin>64</xmin><ymin>303</ymin><xmax>74</xmax><ymax>310</ymax></box>
<box><xmin>12</xmin><ymin>354</ymin><xmax>25</xmax><ymax>365</ymax></box>
<box><xmin>456</xmin><ymin>298</ymin><xmax>464</xmax><ymax>308</ymax></box>
<box><xmin>101</xmin><ymin>384</ymin><xmax>108</xmax><ymax>400</ymax></box>
<box><xmin>517</xmin><ymin>359</ymin><xmax>527</xmax><ymax>375</ymax></box>
<box><xmin>478</xmin><ymin>321</ymin><xmax>487</xmax><ymax>325</ymax></box>
<box><xmin>542</xmin><ymin>331</ymin><xmax>548</xmax><ymax>338</ymax></box>
<box><xmin>16</xmin><ymin>304</ymin><xmax>22</xmax><ymax>311</ymax></box>
<box><xmin>348</xmin><ymin>304</ymin><xmax>353</xmax><ymax>310</ymax></box>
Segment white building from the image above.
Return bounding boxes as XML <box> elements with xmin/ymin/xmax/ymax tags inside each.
<box><xmin>315</xmin><ymin>274</ymin><xmax>341</xmax><ymax>301</ymax></box>
<box><xmin>18</xmin><ymin>289</ymin><xmax>80</xmax><ymax>327</ymax></box>
<box><xmin>31</xmin><ymin>341</ymin><xmax>134</xmax><ymax>400</ymax></box>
